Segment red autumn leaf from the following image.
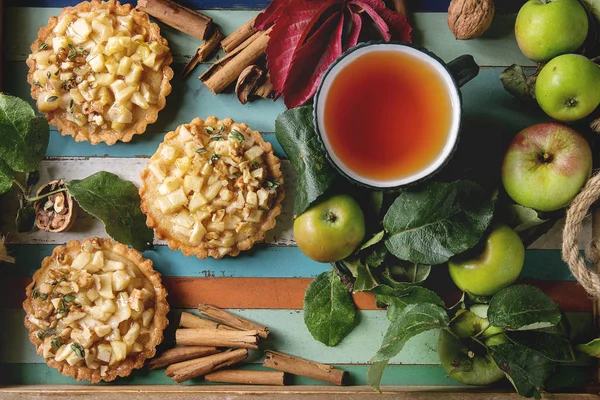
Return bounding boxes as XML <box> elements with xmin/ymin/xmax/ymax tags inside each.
<box><xmin>283</xmin><ymin>7</ymin><xmax>345</xmax><ymax>107</ymax></box>
<box><xmin>351</xmin><ymin>0</ymin><xmax>412</xmax><ymax>42</ymax></box>
<box><xmin>255</xmin><ymin>0</ymin><xmax>290</xmax><ymax>30</ymax></box>
<box><xmin>266</xmin><ymin>0</ymin><xmax>341</xmax><ymax>94</ymax></box>
<box><xmin>259</xmin><ymin>0</ymin><xmax>413</xmax><ymax>107</ymax></box>
<box><xmin>345</xmin><ymin>7</ymin><xmax>363</xmax><ymax>51</ymax></box>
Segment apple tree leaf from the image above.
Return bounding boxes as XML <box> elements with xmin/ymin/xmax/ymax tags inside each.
<box><xmin>353</xmin><ymin>263</ymin><xmax>379</xmax><ymax>293</ymax></box>
<box><xmin>369</xmin><ymin>302</ymin><xmax>449</xmax><ymax>390</ymax></box>
<box><xmin>360</xmin><ymin>230</ymin><xmax>385</xmax><ymax>251</ymax></box>
<box><xmin>0</xmin><ymin>93</ymin><xmax>49</xmax><ymax>173</ymax></box>
<box><xmin>488</xmin><ymin>285</ymin><xmax>562</xmax><ymax>330</ymax></box>
<box><xmin>303</xmin><ymin>269</ymin><xmax>356</xmax><ymax>347</ymax></box>
<box><xmin>576</xmin><ymin>338</ymin><xmax>600</xmax><ymax>357</ymax></box>
<box><xmin>581</xmin><ymin>0</ymin><xmax>600</xmax><ymax>23</ymax></box>
<box><xmin>383</xmin><ymin>180</ymin><xmax>494</xmax><ymax>265</ymax></box>
<box><xmin>275</xmin><ymin>105</ymin><xmax>337</xmax><ymax>218</ymax></box>
<box><xmin>67</xmin><ymin>172</ymin><xmax>154</xmax><ymax>252</ymax></box>
<box><xmin>500</xmin><ymin>64</ymin><xmax>537</xmax><ymax>103</ymax></box>
<box><xmin>491</xmin><ymin>342</ymin><xmax>555</xmax><ymax>400</ymax></box>
<box><xmin>366</xmin><ymin>360</ymin><xmax>388</xmax><ymax>392</ymax></box>
<box><xmin>383</xmin><ymin>262</ymin><xmax>431</xmax><ymax>286</ymax></box>
<box><xmin>0</xmin><ymin>159</ymin><xmax>14</xmax><ymax>195</ymax></box>
<box><xmin>371</xmin><ymin>285</ymin><xmax>445</xmax><ymax>321</ymax></box>
<box><xmin>509</xmin><ymin>204</ymin><xmax>548</xmax><ymax>233</ymax></box>
<box><xmin>507</xmin><ymin>330</ymin><xmax>575</xmax><ymax>362</ymax></box>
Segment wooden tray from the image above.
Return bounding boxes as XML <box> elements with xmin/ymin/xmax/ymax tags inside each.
<box><xmin>0</xmin><ymin>0</ymin><xmax>598</xmax><ymax>398</ymax></box>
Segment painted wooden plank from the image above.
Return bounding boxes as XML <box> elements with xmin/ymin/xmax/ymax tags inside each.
<box><xmin>1</xmin><ymin>245</ymin><xmax>581</xmax><ymax>282</ymax></box>
<box><xmin>0</xmin><ymin>158</ymin><xmax>296</xmax><ymax>246</ymax></box>
<box><xmin>3</xmin><ymin>65</ymin><xmax>547</xmax><ymax>158</ymax></box>
<box><xmin>4</xmin><ymin>0</ymin><xmax>527</xmax><ymax>13</ymax></box>
<box><xmin>6</xmin><ymin>8</ymin><xmax>532</xmax><ymax>66</ymax></box>
<box><xmin>2</xmin><ymin>276</ymin><xmax>594</xmax><ymax>312</ymax></box>
<box><xmin>1</xmin><ymin>309</ymin><xmax>593</xmax><ymax>365</ymax></box>
<box><xmin>0</xmin><ymin>363</ymin><xmax>468</xmax><ymax>387</ymax></box>
<box><xmin>1</xmin><ymin>157</ymin><xmax>589</xmax><ymax>250</ymax></box>
<box><xmin>0</xmin><ymin>309</ymin><xmax>441</xmax><ymax>365</ymax></box>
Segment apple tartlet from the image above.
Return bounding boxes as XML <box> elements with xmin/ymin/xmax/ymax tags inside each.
<box><xmin>23</xmin><ymin>238</ymin><xmax>169</xmax><ymax>383</ymax></box>
<box><xmin>140</xmin><ymin>117</ymin><xmax>285</xmax><ymax>259</ymax></box>
<box><xmin>26</xmin><ymin>0</ymin><xmax>174</xmax><ymax>145</ymax></box>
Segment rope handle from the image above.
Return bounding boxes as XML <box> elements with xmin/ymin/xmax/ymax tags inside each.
<box><xmin>562</xmin><ymin>172</ymin><xmax>600</xmax><ymax>298</ymax></box>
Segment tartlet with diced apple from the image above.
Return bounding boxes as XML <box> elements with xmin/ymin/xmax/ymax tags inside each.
<box><xmin>23</xmin><ymin>238</ymin><xmax>169</xmax><ymax>383</ymax></box>
<box><xmin>140</xmin><ymin>117</ymin><xmax>285</xmax><ymax>259</ymax></box>
<box><xmin>26</xmin><ymin>0</ymin><xmax>173</xmax><ymax>145</ymax></box>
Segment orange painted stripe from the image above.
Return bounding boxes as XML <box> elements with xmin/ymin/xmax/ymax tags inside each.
<box><xmin>2</xmin><ymin>276</ymin><xmax>592</xmax><ymax>312</ymax></box>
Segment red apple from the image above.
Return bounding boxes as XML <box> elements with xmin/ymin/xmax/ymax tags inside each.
<box><xmin>501</xmin><ymin>122</ymin><xmax>592</xmax><ymax>212</ymax></box>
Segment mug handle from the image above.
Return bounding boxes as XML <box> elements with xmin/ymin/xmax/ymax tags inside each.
<box><xmin>447</xmin><ymin>55</ymin><xmax>479</xmax><ymax>87</ymax></box>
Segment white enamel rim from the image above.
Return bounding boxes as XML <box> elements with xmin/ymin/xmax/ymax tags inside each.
<box><xmin>314</xmin><ymin>43</ymin><xmax>462</xmax><ymax>188</ymax></box>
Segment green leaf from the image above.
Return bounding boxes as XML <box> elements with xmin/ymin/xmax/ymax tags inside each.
<box><xmin>374</xmin><ymin>286</ymin><xmax>445</xmax><ymax>321</ymax></box>
<box><xmin>491</xmin><ymin>342</ymin><xmax>555</xmax><ymax>399</ymax></box>
<box><xmin>488</xmin><ymin>285</ymin><xmax>562</xmax><ymax>330</ymax></box>
<box><xmin>0</xmin><ymin>159</ymin><xmax>14</xmax><ymax>195</ymax></box>
<box><xmin>367</xmin><ymin>360</ymin><xmax>389</xmax><ymax>392</ymax></box>
<box><xmin>365</xmin><ymin>245</ymin><xmax>388</xmax><ymax>268</ymax></box>
<box><xmin>67</xmin><ymin>172</ymin><xmax>154</xmax><ymax>251</ymax></box>
<box><xmin>360</xmin><ymin>231</ymin><xmax>384</xmax><ymax>251</ymax></box>
<box><xmin>581</xmin><ymin>0</ymin><xmax>600</xmax><ymax>22</ymax></box>
<box><xmin>509</xmin><ymin>204</ymin><xmax>548</xmax><ymax>233</ymax></box>
<box><xmin>500</xmin><ymin>64</ymin><xmax>536</xmax><ymax>102</ymax></box>
<box><xmin>0</xmin><ymin>93</ymin><xmax>49</xmax><ymax>172</ymax></box>
<box><xmin>303</xmin><ymin>269</ymin><xmax>356</xmax><ymax>347</ymax></box>
<box><xmin>383</xmin><ymin>180</ymin><xmax>494</xmax><ymax>265</ymax></box>
<box><xmin>353</xmin><ymin>263</ymin><xmax>379</xmax><ymax>293</ymax></box>
<box><xmin>371</xmin><ymin>302</ymin><xmax>449</xmax><ymax>362</ymax></box>
<box><xmin>507</xmin><ymin>330</ymin><xmax>575</xmax><ymax>362</ymax></box>
<box><xmin>576</xmin><ymin>338</ymin><xmax>600</xmax><ymax>357</ymax></box>
<box><xmin>275</xmin><ymin>105</ymin><xmax>337</xmax><ymax>217</ymax></box>
<box><xmin>383</xmin><ymin>262</ymin><xmax>431</xmax><ymax>286</ymax></box>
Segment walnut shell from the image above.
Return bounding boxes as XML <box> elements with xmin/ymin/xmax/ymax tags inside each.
<box><xmin>447</xmin><ymin>0</ymin><xmax>495</xmax><ymax>40</ymax></box>
<box><xmin>34</xmin><ymin>180</ymin><xmax>76</xmax><ymax>233</ymax></box>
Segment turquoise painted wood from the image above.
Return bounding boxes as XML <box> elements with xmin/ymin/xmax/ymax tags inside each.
<box><xmin>1</xmin><ymin>309</ymin><xmax>594</xmax><ymax>366</ymax></box>
<box><xmin>2</xmin><ymin>246</ymin><xmax>579</xmax><ymax>281</ymax></box>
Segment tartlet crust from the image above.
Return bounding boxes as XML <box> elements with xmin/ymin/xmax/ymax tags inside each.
<box><xmin>140</xmin><ymin>117</ymin><xmax>285</xmax><ymax>259</ymax></box>
<box><xmin>22</xmin><ymin>238</ymin><xmax>169</xmax><ymax>383</ymax></box>
<box><xmin>26</xmin><ymin>0</ymin><xmax>174</xmax><ymax>145</ymax></box>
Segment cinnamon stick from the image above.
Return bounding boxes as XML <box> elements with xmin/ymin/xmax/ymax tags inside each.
<box><xmin>204</xmin><ymin>369</ymin><xmax>286</xmax><ymax>385</ymax></box>
<box><xmin>147</xmin><ymin>346</ymin><xmax>220</xmax><ymax>370</ymax></box>
<box><xmin>137</xmin><ymin>0</ymin><xmax>213</xmax><ymax>40</ymax></box>
<box><xmin>166</xmin><ymin>348</ymin><xmax>248</xmax><ymax>383</ymax></box>
<box><xmin>175</xmin><ymin>328</ymin><xmax>260</xmax><ymax>349</ymax></box>
<box><xmin>392</xmin><ymin>0</ymin><xmax>408</xmax><ymax>16</ymax></box>
<box><xmin>180</xmin><ymin>312</ymin><xmax>235</xmax><ymax>331</ymax></box>
<box><xmin>263</xmin><ymin>351</ymin><xmax>346</xmax><ymax>386</ymax></box>
<box><xmin>200</xmin><ymin>28</ymin><xmax>272</xmax><ymax>95</ymax></box>
<box><xmin>221</xmin><ymin>17</ymin><xmax>256</xmax><ymax>53</ymax></box>
<box><xmin>182</xmin><ymin>28</ymin><xmax>224</xmax><ymax>78</ymax></box>
<box><xmin>196</xmin><ymin>303</ymin><xmax>270</xmax><ymax>339</ymax></box>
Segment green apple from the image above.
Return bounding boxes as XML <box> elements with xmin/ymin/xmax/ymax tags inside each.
<box><xmin>449</xmin><ymin>225</ymin><xmax>524</xmax><ymax>297</ymax></box>
<box><xmin>439</xmin><ymin>307</ymin><xmax>506</xmax><ymax>386</ymax></box>
<box><xmin>515</xmin><ymin>0</ymin><xmax>588</xmax><ymax>62</ymax></box>
<box><xmin>293</xmin><ymin>194</ymin><xmax>365</xmax><ymax>263</ymax></box>
<box><xmin>501</xmin><ymin>122</ymin><xmax>592</xmax><ymax>211</ymax></box>
<box><xmin>535</xmin><ymin>54</ymin><xmax>600</xmax><ymax>121</ymax></box>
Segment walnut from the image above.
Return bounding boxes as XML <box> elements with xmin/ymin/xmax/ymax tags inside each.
<box><xmin>34</xmin><ymin>180</ymin><xmax>76</xmax><ymax>233</ymax></box>
<box><xmin>447</xmin><ymin>0</ymin><xmax>495</xmax><ymax>40</ymax></box>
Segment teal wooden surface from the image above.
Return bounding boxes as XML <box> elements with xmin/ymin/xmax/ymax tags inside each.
<box><xmin>1</xmin><ymin>246</ymin><xmax>579</xmax><ymax>281</ymax></box>
<box><xmin>0</xmin><ymin>2</ymin><xmax>594</xmax><ymax>390</ymax></box>
<box><xmin>1</xmin><ymin>309</ymin><xmax>594</xmax><ymax>366</ymax></box>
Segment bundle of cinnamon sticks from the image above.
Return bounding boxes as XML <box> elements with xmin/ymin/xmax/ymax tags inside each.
<box><xmin>148</xmin><ymin>303</ymin><xmax>346</xmax><ymax>385</ymax></box>
<box><xmin>136</xmin><ymin>0</ymin><xmax>273</xmax><ymax>103</ymax></box>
